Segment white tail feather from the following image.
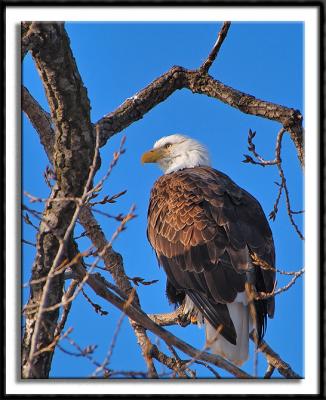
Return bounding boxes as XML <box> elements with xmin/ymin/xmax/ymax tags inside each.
<box><xmin>205</xmin><ymin>301</ymin><xmax>250</xmax><ymax>366</ymax></box>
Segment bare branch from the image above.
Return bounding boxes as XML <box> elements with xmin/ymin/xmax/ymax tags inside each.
<box><xmin>126</xmin><ymin>275</ymin><xmax>159</xmax><ymax>287</ymax></box>
<box><xmin>22</xmin><ymin>239</ymin><xmax>36</xmax><ymax>247</ymax></box>
<box><xmin>31</xmin><ymin>327</ymin><xmax>73</xmax><ymax>358</ymax></box>
<box><xmin>92</xmin><ymin>208</ymin><xmax>125</xmax><ymax>221</ymax></box>
<box><xmin>250</xmin><ymin>253</ymin><xmax>304</xmax><ymax>300</ymax></box>
<box><xmin>73</xmin><ymin>265</ymin><xmax>252</xmax><ymax>378</ymax></box>
<box><xmin>86</xmin><ymin>135</ymin><xmax>126</xmax><ymax>198</ymax></box>
<box><xmin>22</xmin><ymin>249</ymin><xmax>90</xmax><ymax>289</ymax></box>
<box><xmin>200</xmin><ymin>21</ymin><xmax>231</xmax><ymax>73</ymax></box>
<box><xmin>22</xmin><ymin>51</ymin><xmax>303</xmax><ymax>170</ymax></box>
<box><xmin>22</xmin><ymin>86</ymin><xmax>54</xmax><ymax>163</ymax></box>
<box><xmin>22</xmin><ymin>204</ymin><xmax>43</xmax><ymax>220</ymax></box>
<box><xmin>148</xmin><ymin>306</ymin><xmax>300</xmax><ymax>379</ymax></box>
<box><xmin>255</xmin><ymin>268</ymin><xmax>304</xmax><ymax>300</ymax></box>
<box><xmin>24</xmin><ymin>203</ymin><xmax>136</xmax><ymax>317</ymax></box>
<box><xmin>269</xmin><ymin>181</ymin><xmax>283</xmax><ymax>222</ymax></box>
<box><xmin>249</xmin><ymin>332</ymin><xmax>301</xmax><ymax>379</ymax></box>
<box><xmin>150</xmin><ymin>345</ymin><xmax>193</xmax><ymax>378</ymax></box>
<box><xmin>278</xmin><ymin>161</ymin><xmax>304</xmax><ymax>239</ymax></box>
<box><xmin>243</xmin><ymin>128</ymin><xmax>281</xmax><ymax>166</ymax></box>
<box><xmin>59</xmin><ymin>333</ymin><xmax>104</xmax><ymax>374</ymax></box>
<box><xmin>54</xmin><ymin>280</ymin><xmax>79</xmax><ymax>338</ymax></box>
<box><xmin>78</xmin><ymin>205</ymin><xmax>158</xmax><ymax>378</ymax></box>
<box><xmin>95</xmin><ymin>66</ymin><xmax>303</xmax><ymax>167</ymax></box>
<box><xmin>251</xmin><ymin>252</ymin><xmax>303</xmax><ymax>275</ymax></box>
<box><xmin>244</xmin><ymin>127</ymin><xmax>304</xmax><ymax>239</ymax></box>
<box><xmin>192</xmin><ymin>360</ymin><xmax>221</xmax><ymax>378</ymax></box>
<box><xmin>92</xmin><ymin>306</ymin><xmax>127</xmax><ymax>377</ymax></box>
<box><xmin>149</xmin><ymin>306</ymin><xmax>191</xmax><ymax>328</ymax></box>
<box><xmin>81</xmin><ymin>288</ymin><xmax>109</xmax><ymax>316</ymax></box>
<box><xmin>264</xmin><ymin>363</ymin><xmax>275</xmax><ymax>379</ymax></box>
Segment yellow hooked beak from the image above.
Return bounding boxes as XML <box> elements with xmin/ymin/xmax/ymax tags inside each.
<box><xmin>141</xmin><ymin>148</ymin><xmax>165</xmax><ymax>164</ymax></box>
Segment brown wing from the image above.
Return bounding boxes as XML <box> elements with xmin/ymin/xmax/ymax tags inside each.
<box><xmin>147</xmin><ymin>166</ymin><xmax>276</xmax><ymax>343</ymax></box>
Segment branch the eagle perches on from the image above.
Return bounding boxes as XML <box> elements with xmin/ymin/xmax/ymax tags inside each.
<box><xmin>22</xmin><ymin>21</ymin><xmax>304</xmax><ymax>379</ymax></box>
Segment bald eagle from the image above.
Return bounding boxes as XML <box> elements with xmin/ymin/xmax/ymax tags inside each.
<box><xmin>142</xmin><ymin>134</ymin><xmax>275</xmax><ymax>365</ymax></box>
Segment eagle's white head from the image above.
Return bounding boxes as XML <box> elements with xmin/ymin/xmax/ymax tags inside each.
<box><xmin>141</xmin><ymin>134</ymin><xmax>211</xmax><ymax>174</ymax></box>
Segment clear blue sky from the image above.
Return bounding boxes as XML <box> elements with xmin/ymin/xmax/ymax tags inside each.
<box><xmin>22</xmin><ymin>21</ymin><xmax>304</xmax><ymax>378</ymax></box>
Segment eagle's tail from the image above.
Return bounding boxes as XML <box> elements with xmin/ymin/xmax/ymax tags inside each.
<box><xmin>205</xmin><ymin>301</ymin><xmax>250</xmax><ymax>366</ymax></box>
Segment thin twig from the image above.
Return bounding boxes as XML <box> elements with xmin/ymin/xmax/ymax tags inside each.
<box><xmin>22</xmin><ymin>249</ymin><xmax>92</xmax><ymax>290</ymax></box>
<box><xmin>87</xmin><ymin>136</ymin><xmax>126</xmax><ymax>198</ymax></box>
<box><xmin>200</xmin><ymin>21</ymin><xmax>231</xmax><ymax>73</ymax></box>
<box><xmin>269</xmin><ymin>181</ymin><xmax>284</xmax><ymax>221</ymax></box>
<box><xmin>92</xmin><ymin>311</ymin><xmax>126</xmax><ymax>377</ymax></box>
<box><xmin>22</xmin><ymin>213</ymin><xmax>39</xmax><ymax>230</ymax></box>
<box><xmin>92</xmin><ymin>208</ymin><xmax>125</xmax><ymax>221</ymax></box>
<box><xmin>22</xmin><ymin>204</ymin><xmax>43</xmax><ymax>220</ymax></box>
<box><xmin>54</xmin><ymin>280</ymin><xmax>79</xmax><ymax>338</ymax></box>
<box><xmin>254</xmin><ymin>268</ymin><xmax>304</xmax><ymax>300</ymax></box>
<box><xmin>193</xmin><ymin>360</ymin><xmax>221</xmax><ymax>378</ymax></box>
<box><xmin>81</xmin><ymin>288</ymin><xmax>109</xmax><ymax>316</ymax></box>
<box><xmin>32</xmin><ymin>327</ymin><xmax>73</xmax><ymax>358</ymax></box>
<box><xmin>250</xmin><ymin>332</ymin><xmax>301</xmax><ymax>379</ymax></box>
<box><xmin>22</xmin><ymin>239</ymin><xmax>36</xmax><ymax>247</ymax></box>
<box><xmin>278</xmin><ymin>160</ymin><xmax>304</xmax><ymax>239</ymax></box>
<box><xmin>24</xmin><ymin>205</ymin><xmax>136</xmax><ymax>315</ymax></box>
<box><xmin>244</xmin><ymin>127</ymin><xmax>304</xmax><ymax>239</ymax></box>
<box><xmin>60</xmin><ymin>334</ymin><xmax>104</xmax><ymax>372</ymax></box>
<box><xmin>250</xmin><ymin>253</ymin><xmax>304</xmax><ymax>300</ymax></box>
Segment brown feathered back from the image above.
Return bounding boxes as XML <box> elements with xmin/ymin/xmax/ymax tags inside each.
<box><xmin>147</xmin><ymin>166</ymin><xmax>275</xmax><ymax>344</ymax></box>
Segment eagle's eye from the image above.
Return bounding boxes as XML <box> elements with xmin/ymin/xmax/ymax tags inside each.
<box><xmin>164</xmin><ymin>143</ymin><xmax>172</xmax><ymax>149</ymax></box>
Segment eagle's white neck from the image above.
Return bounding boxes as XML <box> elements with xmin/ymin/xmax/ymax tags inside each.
<box><xmin>155</xmin><ymin>136</ymin><xmax>211</xmax><ymax>174</ymax></box>
<box><xmin>162</xmin><ymin>151</ymin><xmax>211</xmax><ymax>174</ymax></box>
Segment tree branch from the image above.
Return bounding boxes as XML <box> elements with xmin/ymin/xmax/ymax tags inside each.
<box><xmin>78</xmin><ymin>205</ymin><xmax>158</xmax><ymax>378</ymax></box>
<box><xmin>199</xmin><ymin>21</ymin><xmax>231</xmax><ymax>73</ymax></box>
<box><xmin>249</xmin><ymin>332</ymin><xmax>301</xmax><ymax>379</ymax></box>
<box><xmin>54</xmin><ymin>279</ymin><xmax>79</xmax><ymax>338</ymax></box>
<box><xmin>95</xmin><ymin>68</ymin><xmax>303</xmax><ymax>167</ymax></box>
<box><xmin>150</xmin><ymin>345</ymin><xmax>193</xmax><ymax>378</ymax></box>
<box><xmin>22</xmin><ymin>85</ymin><xmax>54</xmax><ymax>164</ymax></box>
<box><xmin>73</xmin><ymin>265</ymin><xmax>252</xmax><ymax>379</ymax></box>
<box><xmin>244</xmin><ymin>127</ymin><xmax>304</xmax><ymax>239</ymax></box>
<box><xmin>149</xmin><ymin>306</ymin><xmax>191</xmax><ymax>328</ymax></box>
<box><xmin>148</xmin><ymin>307</ymin><xmax>301</xmax><ymax>379</ymax></box>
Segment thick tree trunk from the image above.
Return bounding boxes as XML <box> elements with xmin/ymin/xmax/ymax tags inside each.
<box><xmin>22</xmin><ymin>22</ymin><xmax>95</xmax><ymax>378</ymax></box>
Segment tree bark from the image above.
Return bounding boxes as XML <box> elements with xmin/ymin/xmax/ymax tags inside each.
<box><xmin>22</xmin><ymin>22</ymin><xmax>95</xmax><ymax>378</ymax></box>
